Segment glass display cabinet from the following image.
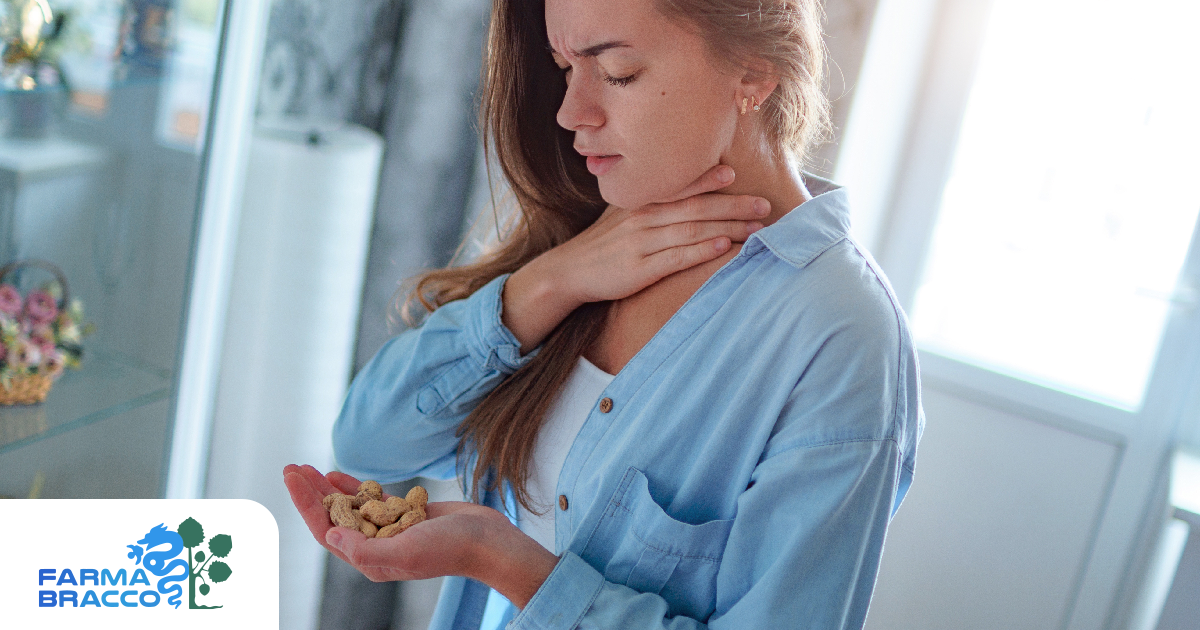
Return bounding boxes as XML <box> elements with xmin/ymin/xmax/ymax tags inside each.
<box><xmin>0</xmin><ymin>0</ymin><xmax>264</xmax><ymax>500</ymax></box>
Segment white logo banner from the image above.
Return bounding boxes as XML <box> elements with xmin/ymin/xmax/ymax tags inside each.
<box><xmin>0</xmin><ymin>499</ymin><xmax>279</xmax><ymax>629</ymax></box>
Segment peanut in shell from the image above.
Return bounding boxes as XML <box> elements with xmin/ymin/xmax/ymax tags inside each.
<box><xmin>405</xmin><ymin>486</ymin><xmax>429</xmax><ymax>511</ymax></box>
<box><xmin>377</xmin><ymin>509</ymin><xmax>426</xmax><ymax>538</ymax></box>
<box><xmin>357</xmin><ymin>480</ymin><xmax>383</xmax><ymax>500</ymax></box>
<box><xmin>353</xmin><ymin>509</ymin><xmax>378</xmax><ymax>537</ymax></box>
<box><xmin>328</xmin><ymin>494</ymin><xmax>358</xmax><ymax>529</ymax></box>
<box><xmin>361</xmin><ymin>499</ymin><xmax>409</xmax><ymax>527</ymax></box>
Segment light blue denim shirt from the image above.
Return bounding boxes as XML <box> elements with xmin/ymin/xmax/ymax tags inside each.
<box><xmin>332</xmin><ymin>175</ymin><xmax>924</xmax><ymax>630</ymax></box>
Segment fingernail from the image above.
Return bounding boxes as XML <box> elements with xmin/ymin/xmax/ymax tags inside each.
<box><xmin>747</xmin><ymin>221</ymin><xmax>764</xmax><ymax>234</ymax></box>
<box><xmin>327</xmin><ymin>530</ymin><xmax>342</xmax><ymax>547</ymax></box>
<box><xmin>717</xmin><ymin>167</ymin><xmax>734</xmax><ymax>183</ymax></box>
<box><xmin>754</xmin><ymin>199</ymin><xmax>770</xmax><ymax>216</ymax></box>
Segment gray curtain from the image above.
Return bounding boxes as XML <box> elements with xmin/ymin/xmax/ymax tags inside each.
<box><xmin>254</xmin><ymin>0</ymin><xmax>490</xmax><ymax>627</ymax></box>
<box><xmin>256</xmin><ymin>0</ymin><xmax>408</xmax><ymax>130</ymax></box>
<box><xmin>330</xmin><ymin>0</ymin><xmax>492</xmax><ymax>622</ymax></box>
<box><xmin>258</xmin><ymin>0</ymin><xmax>492</xmax><ymax>627</ymax></box>
<box><xmin>352</xmin><ymin>0</ymin><xmax>492</xmax><ymax>373</ymax></box>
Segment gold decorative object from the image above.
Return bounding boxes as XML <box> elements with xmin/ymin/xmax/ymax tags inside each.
<box><xmin>1</xmin><ymin>0</ymin><xmax>68</xmax><ymax>137</ymax></box>
<box><xmin>10</xmin><ymin>1</ymin><xmax>52</xmax><ymax>59</ymax></box>
<box><xmin>1</xmin><ymin>0</ymin><xmax>57</xmax><ymax>76</ymax></box>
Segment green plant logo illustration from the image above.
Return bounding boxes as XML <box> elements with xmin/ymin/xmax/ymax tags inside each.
<box><xmin>176</xmin><ymin>518</ymin><xmax>233</xmax><ymax>609</ymax></box>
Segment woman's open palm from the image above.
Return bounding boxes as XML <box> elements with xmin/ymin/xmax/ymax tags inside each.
<box><xmin>283</xmin><ymin>464</ymin><xmax>510</xmax><ymax>583</ymax></box>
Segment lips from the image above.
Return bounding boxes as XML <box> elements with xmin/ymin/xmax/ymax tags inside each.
<box><xmin>585</xmin><ymin>155</ymin><xmax>621</xmax><ymax>176</ymax></box>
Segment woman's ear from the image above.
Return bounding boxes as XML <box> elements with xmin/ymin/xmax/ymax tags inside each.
<box><xmin>738</xmin><ymin>61</ymin><xmax>780</xmax><ymax>112</ymax></box>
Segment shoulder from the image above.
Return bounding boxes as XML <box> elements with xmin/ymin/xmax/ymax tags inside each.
<box><xmin>745</xmin><ymin>234</ymin><xmax>920</xmax><ymax>449</ymax></box>
<box><xmin>752</xmin><ymin>232</ymin><xmax>910</xmax><ymax>358</ymax></box>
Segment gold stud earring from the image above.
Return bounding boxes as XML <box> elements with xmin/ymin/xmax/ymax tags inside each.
<box><xmin>740</xmin><ymin>97</ymin><xmax>749</xmax><ymax>115</ymax></box>
<box><xmin>752</xmin><ymin>96</ymin><xmax>761</xmax><ymax>111</ymax></box>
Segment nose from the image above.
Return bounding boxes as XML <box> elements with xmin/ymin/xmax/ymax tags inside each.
<box><xmin>556</xmin><ymin>70</ymin><xmax>605</xmax><ymax>131</ymax></box>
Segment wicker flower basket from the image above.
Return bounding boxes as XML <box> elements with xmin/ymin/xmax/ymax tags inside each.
<box><xmin>0</xmin><ymin>373</ymin><xmax>54</xmax><ymax>405</ymax></box>
<box><xmin>0</xmin><ymin>260</ymin><xmax>74</xmax><ymax>406</ymax></box>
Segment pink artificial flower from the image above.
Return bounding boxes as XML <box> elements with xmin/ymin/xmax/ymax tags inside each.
<box><xmin>41</xmin><ymin>350</ymin><xmax>66</xmax><ymax>378</ymax></box>
<box><xmin>0</xmin><ymin>284</ymin><xmax>21</xmax><ymax>316</ymax></box>
<box><xmin>30</xmin><ymin>326</ymin><xmax>56</xmax><ymax>356</ymax></box>
<box><xmin>24</xmin><ymin>290</ymin><xmax>57</xmax><ymax>325</ymax></box>
<box><xmin>30</xmin><ymin>324</ymin><xmax>54</xmax><ymax>349</ymax></box>
<box><xmin>15</xmin><ymin>340</ymin><xmax>41</xmax><ymax>368</ymax></box>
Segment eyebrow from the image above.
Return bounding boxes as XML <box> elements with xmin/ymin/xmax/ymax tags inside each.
<box><xmin>547</xmin><ymin>40</ymin><xmax>632</xmax><ymax>59</ymax></box>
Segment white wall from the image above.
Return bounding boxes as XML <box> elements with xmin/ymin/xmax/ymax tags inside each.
<box><xmin>866</xmin><ymin>384</ymin><xmax>1120</xmax><ymax>629</ymax></box>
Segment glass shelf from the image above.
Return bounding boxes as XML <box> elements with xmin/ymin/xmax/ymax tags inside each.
<box><xmin>0</xmin><ymin>351</ymin><xmax>171</xmax><ymax>455</ymax></box>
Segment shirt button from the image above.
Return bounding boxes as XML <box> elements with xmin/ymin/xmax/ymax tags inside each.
<box><xmin>558</xmin><ymin>494</ymin><xmax>569</xmax><ymax>511</ymax></box>
<box><xmin>599</xmin><ymin>397</ymin><xmax>613</xmax><ymax>413</ymax></box>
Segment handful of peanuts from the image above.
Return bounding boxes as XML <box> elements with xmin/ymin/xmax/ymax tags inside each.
<box><xmin>323</xmin><ymin>480</ymin><xmax>428</xmax><ymax>538</ymax></box>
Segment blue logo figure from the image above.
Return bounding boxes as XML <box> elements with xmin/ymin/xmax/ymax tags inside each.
<box><xmin>127</xmin><ymin>524</ymin><xmax>188</xmax><ymax>608</ymax></box>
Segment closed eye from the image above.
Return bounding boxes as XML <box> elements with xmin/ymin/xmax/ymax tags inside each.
<box><xmin>549</xmin><ymin>43</ymin><xmax>638</xmax><ymax>87</ymax></box>
<box><xmin>603</xmin><ymin>72</ymin><xmax>637</xmax><ymax>87</ymax></box>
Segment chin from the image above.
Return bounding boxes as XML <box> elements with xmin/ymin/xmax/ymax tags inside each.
<box><xmin>598</xmin><ymin>183</ymin><xmax>642</xmax><ymax>210</ymax></box>
<box><xmin>597</xmin><ymin>175</ymin><xmax>689</xmax><ymax>210</ymax></box>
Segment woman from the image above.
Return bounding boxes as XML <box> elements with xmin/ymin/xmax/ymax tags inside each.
<box><xmin>285</xmin><ymin>0</ymin><xmax>923</xmax><ymax>627</ymax></box>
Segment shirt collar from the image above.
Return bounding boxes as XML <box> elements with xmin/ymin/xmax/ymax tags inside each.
<box><xmin>743</xmin><ymin>173</ymin><xmax>851</xmax><ymax>269</ymax></box>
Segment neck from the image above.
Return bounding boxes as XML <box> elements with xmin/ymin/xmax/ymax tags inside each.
<box><xmin>718</xmin><ymin>134</ymin><xmax>812</xmax><ymax>226</ymax></box>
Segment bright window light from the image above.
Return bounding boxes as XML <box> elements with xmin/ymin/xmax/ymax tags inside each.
<box><xmin>911</xmin><ymin>0</ymin><xmax>1200</xmax><ymax>410</ymax></box>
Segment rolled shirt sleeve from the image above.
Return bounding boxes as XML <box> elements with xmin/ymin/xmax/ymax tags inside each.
<box><xmin>332</xmin><ymin>272</ymin><xmax>538</xmax><ymax>482</ymax></box>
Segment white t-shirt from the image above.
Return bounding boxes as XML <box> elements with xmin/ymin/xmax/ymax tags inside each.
<box><xmin>516</xmin><ymin>355</ymin><xmax>615</xmax><ymax>553</ymax></box>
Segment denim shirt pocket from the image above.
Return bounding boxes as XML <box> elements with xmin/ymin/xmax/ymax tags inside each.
<box><xmin>579</xmin><ymin>467</ymin><xmax>734</xmax><ymax>621</ymax></box>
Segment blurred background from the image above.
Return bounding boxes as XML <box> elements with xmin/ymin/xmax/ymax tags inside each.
<box><xmin>0</xmin><ymin>0</ymin><xmax>1197</xmax><ymax>629</ymax></box>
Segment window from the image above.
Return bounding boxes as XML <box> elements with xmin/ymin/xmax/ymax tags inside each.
<box><xmin>908</xmin><ymin>0</ymin><xmax>1200</xmax><ymax>410</ymax></box>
